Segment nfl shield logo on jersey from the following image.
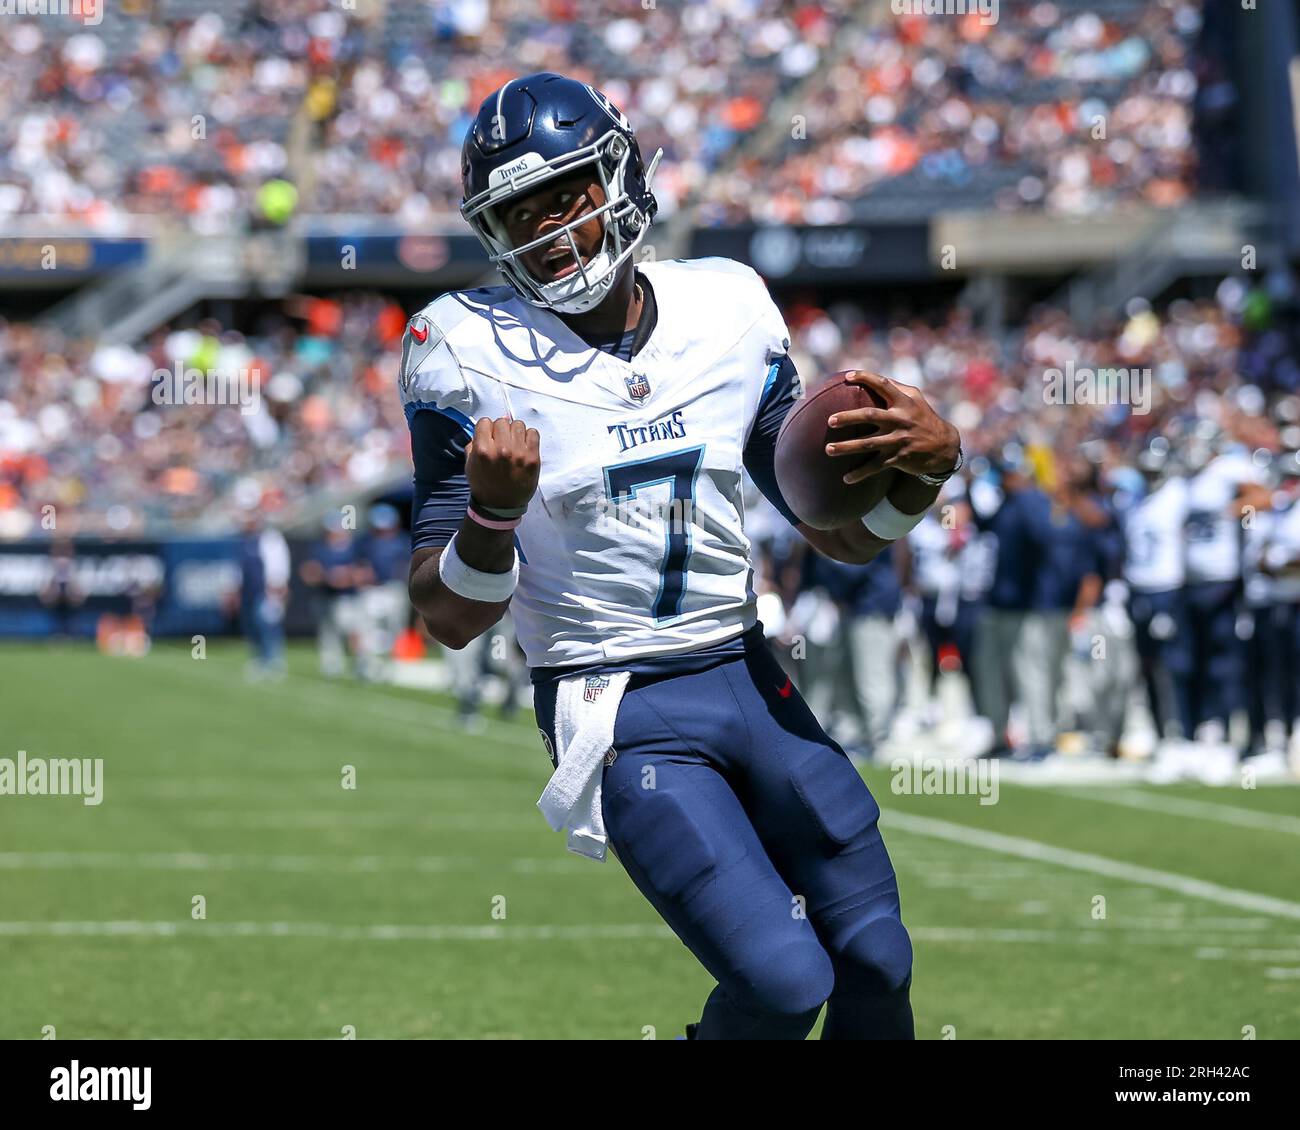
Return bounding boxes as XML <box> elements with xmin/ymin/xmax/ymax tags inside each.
<box><xmin>625</xmin><ymin>371</ymin><xmax>651</xmax><ymax>403</ymax></box>
<box><xmin>583</xmin><ymin>675</ymin><xmax>611</xmax><ymax>702</ymax></box>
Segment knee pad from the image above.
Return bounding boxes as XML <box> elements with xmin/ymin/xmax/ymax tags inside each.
<box><xmin>734</xmin><ymin>936</ymin><xmax>835</xmax><ymax>1020</ymax></box>
<box><xmin>831</xmin><ymin>915</ymin><xmax>913</xmax><ymax>998</ymax></box>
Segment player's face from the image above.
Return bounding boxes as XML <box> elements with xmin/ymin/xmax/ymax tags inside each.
<box><xmin>497</xmin><ymin>170</ymin><xmax>607</xmax><ymax>284</ymax></box>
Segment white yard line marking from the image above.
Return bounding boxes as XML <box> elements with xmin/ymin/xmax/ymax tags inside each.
<box><xmin>96</xmin><ymin>776</ymin><xmax>533</xmax><ymax>800</ymax></box>
<box><xmin>0</xmin><ymin>851</ymin><xmax>587</xmax><ymax>874</ymax></box>
<box><xmin>1197</xmin><ymin>947</ymin><xmax>1300</xmax><ymax>961</ymax></box>
<box><xmin>1066</xmin><ymin>788</ymin><xmax>1300</xmax><ymax>836</ymax></box>
<box><xmin>902</xmin><ymin>927</ymin><xmax>1282</xmax><ymax>946</ymax></box>
<box><xmin>181</xmin><ymin>810</ymin><xmax>542</xmax><ymax>831</ymax></box>
<box><xmin>885</xmin><ymin>812</ymin><xmax>1300</xmax><ymax>921</ymax></box>
<box><xmin>0</xmin><ymin>921</ymin><xmax>672</xmax><ymax>942</ymax></box>
<box><xmin>0</xmin><ymin>919</ymin><xmax>1289</xmax><ymax>950</ymax></box>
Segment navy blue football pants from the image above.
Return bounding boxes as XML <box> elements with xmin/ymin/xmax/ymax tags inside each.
<box><xmin>535</xmin><ymin>639</ymin><xmax>914</xmax><ymax>1040</ymax></box>
<box><xmin>1185</xmin><ymin>580</ymin><xmax>1245</xmax><ymax>731</ymax></box>
<box><xmin>1129</xmin><ymin>587</ymin><xmax>1194</xmax><ymax>739</ymax></box>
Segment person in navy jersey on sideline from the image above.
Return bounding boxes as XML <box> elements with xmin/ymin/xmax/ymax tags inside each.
<box><xmin>300</xmin><ymin>519</ymin><xmax>369</xmax><ymax>678</ymax></box>
<box><xmin>1045</xmin><ymin>456</ymin><xmax>1117</xmax><ymax>755</ymax></box>
<box><xmin>358</xmin><ymin>503</ymin><xmax>411</xmax><ymax>682</ymax></box>
<box><xmin>968</xmin><ymin>447</ymin><xmax>1048</xmax><ymax>757</ymax></box>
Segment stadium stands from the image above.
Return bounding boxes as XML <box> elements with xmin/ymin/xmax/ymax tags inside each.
<box><xmin>0</xmin><ymin>1</ymin><xmax>1218</xmax><ymax>230</ymax></box>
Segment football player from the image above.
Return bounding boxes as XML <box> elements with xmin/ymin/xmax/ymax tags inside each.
<box><xmin>401</xmin><ymin>73</ymin><xmax>962</xmax><ymax>1039</ymax></box>
<box><xmin>1123</xmin><ymin>439</ymin><xmax>1194</xmax><ymax>741</ymax></box>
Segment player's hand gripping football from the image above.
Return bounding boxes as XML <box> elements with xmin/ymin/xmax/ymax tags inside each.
<box><xmin>465</xmin><ymin>417</ymin><xmax>542</xmax><ymax>511</ymax></box>
<box><xmin>824</xmin><ymin>371</ymin><xmax>961</xmax><ymax>484</ymax></box>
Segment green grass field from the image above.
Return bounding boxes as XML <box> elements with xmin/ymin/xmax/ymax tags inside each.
<box><xmin>3</xmin><ymin>640</ymin><xmax>1299</xmax><ymax>1039</ymax></box>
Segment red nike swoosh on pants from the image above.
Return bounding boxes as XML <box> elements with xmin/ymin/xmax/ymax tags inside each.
<box><xmin>777</xmin><ymin>677</ymin><xmax>793</xmax><ymax>698</ymax></box>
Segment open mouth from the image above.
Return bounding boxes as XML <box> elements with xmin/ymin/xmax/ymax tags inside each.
<box><xmin>540</xmin><ymin>244</ymin><xmax>585</xmax><ymax>280</ymax></box>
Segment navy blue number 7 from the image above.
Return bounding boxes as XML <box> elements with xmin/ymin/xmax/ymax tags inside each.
<box><xmin>604</xmin><ymin>446</ymin><xmax>704</xmax><ymax>621</ymax></box>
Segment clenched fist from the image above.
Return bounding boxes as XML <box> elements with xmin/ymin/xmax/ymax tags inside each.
<box><xmin>466</xmin><ymin>417</ymin><xmax>541</xmax><ymax>511</ymax></box>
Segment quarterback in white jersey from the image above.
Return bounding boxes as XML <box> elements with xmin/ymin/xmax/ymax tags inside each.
<box><xmin>401</xmin><ymin>256</ymin><xmax>797</xmax><ymax>669</ymax></box>
<box><xmin>402</xmin><ymin>73</ymin><xmax>961</xmax><ymax>1041</ymax></box>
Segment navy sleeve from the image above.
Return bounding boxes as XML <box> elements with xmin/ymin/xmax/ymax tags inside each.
<box><xmin>743</xmin><ymin>353</ymin><xmax>802</xmax><ymax>528</ymax></box>
<box><xmin>410</xmin><ymin>408</ymin><xmax>472</xmax><ymax>551</ymax></box>
<box><xmin>1096</xmin><ymin>508</ymin><xmax>1124</xmax><ymax>580</ymax></box>
<box><xmin>1019</xmin><ymin>489</ymin><xmax>1056</xmax><ymax>549</ymax></box>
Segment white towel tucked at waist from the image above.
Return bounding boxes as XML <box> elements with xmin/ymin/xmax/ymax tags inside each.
<box><xmin>536</xmin><ymin>670</ymin><xmax>631</xmax><ymax>862</ymax></box>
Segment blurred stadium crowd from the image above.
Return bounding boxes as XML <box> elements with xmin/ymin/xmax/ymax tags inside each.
<box><xmin>0</xmin><ymin>0</ymin><xmax>1219</xmax><ymax>229</ymax></box>
<box><xmin>5</xmin><ymin>275</ymin><xmax>1297</xmax><ymax>535</ymax></box>
<box><xmin>0</xmin><ymin>294</ymin><xmax>409</xmax><ymax>537</ymax></box>
<box><xmin>7</xmin><ymin>272</ymin><xmax>1299</xmax><ymax>764</ymax></box>
<box><xmin>751</xmin><ymin>282</ymin><xmax>1300</xmax><ymax>766</ymax></box>
<box><xmin>4</xmin><ymin>0</ymin><xmax>1293</xmax><ymax>767</ymax></box>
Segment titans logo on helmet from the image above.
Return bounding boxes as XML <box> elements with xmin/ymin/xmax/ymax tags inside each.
<box><xmin>584</xmin><ymin>83</ymin><xmax>631</xmax><ymax>130</ymax></box>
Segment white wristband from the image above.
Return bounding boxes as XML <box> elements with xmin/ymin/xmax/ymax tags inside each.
<box><xmin>862</xmin><ymin>496</ymin><xmax>927</xmax><ymax>542</ymax></box>
<box><xmin>438</xmin><ymin>532</ymin><xmax>519</xmax><ymax>603</ymax></box>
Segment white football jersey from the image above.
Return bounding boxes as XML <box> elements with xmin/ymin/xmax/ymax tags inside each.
<box><xmin>1242</xmin><ymin>507</ymin><xmax>1277</xmax><ymax>607</ymax></box>
<box><xmin>1122</xmin><ymin>476</ymin><xmax>1188</xmax><ymax>592</ymax></box>
<box><xmin>907</xmin><ymin>514</ymin><xmax>961</xmax><ymax>598</ymax></box>
<box><xmin>399</xmin><ymin>257</ymin><xmax>793</xmax><ymax>669</ymax></box>
<box><xmin>1185</xmin><ymin>452</ymin><xmax>1262</xmax><ymax>584</ymax></box>
<box><xmin>1262</xmin><ymin>500</ymin><xmax>1300</xmax><ymax>603</ymax></box>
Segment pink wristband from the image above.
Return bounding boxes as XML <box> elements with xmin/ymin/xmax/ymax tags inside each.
<box><xmin>467</xmin><ymin>506</ymin><xmax>523</xmax><ymax>531</ymax></box>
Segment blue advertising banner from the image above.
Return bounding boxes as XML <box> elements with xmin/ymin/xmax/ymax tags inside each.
<box><xmin>689</xmin><ymin>222</ymin><xmax>933</xmax><ymax>283</ymax></box>
<box><xmin>0</xmin><ymin>538</ymin><xmax>240</xmax><ymax>639</ymax></box>
<box><xmin>302</xmin><ymin>230</ymin><xmax>488</xmax><ymax>283</ymax></box>
<box><xmin>0</xmin><ymin>238</ymin><xmax>149</xmax><ymax>276</ymax></box>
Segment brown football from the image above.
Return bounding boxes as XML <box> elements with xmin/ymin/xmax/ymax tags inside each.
<box><xmin>774</xmin><ymin>371</ymin><xmax>897</xmax><ymax>530</ymax></box>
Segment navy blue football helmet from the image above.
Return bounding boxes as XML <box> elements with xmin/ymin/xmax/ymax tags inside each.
<box><xmin>460</xmin><ymin>73</ymin><xmax>662</xmax><ymax>314</ymax></box>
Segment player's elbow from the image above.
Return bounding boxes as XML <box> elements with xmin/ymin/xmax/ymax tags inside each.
<box><xmin>825</xmin><ymin>542</ymin><xmax>887</xmax><ymax>566</ymax></box>
<box><xmin>804</xmin><ymin>527</ymin><xmax>888</xmax><ymax>566</ymax></box>
<box><xmin>421</xmin><ymin>612</ymin><xmax>475</xmax><ymax>650</ymax></box>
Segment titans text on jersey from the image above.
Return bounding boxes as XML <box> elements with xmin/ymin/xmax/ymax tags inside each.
<box><xmin>607</xmin><ymin>408</ymin><xmax>687</xmax><ymax>453</ymax></box>
<box><xmin>400</xmin><ymin>256</ymin><xmax>799</xmax><ymax>669</ymax></box>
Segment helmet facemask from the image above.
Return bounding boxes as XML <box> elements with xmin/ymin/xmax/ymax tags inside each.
<box><xmin>462</xmin><ymin>130</ymin><xmax>661</xmax><ymax>315</ymax></box>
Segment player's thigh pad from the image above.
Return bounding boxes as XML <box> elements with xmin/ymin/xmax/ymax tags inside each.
<box><xmin>734</xmin><ymin>645</ymin><xmax>881</xmax><ymax>852</ymax></box>
<box><xmin>602</xmin><ymin>679</ymin><xmax>835</xmax><ymax>1011</ymax></box>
